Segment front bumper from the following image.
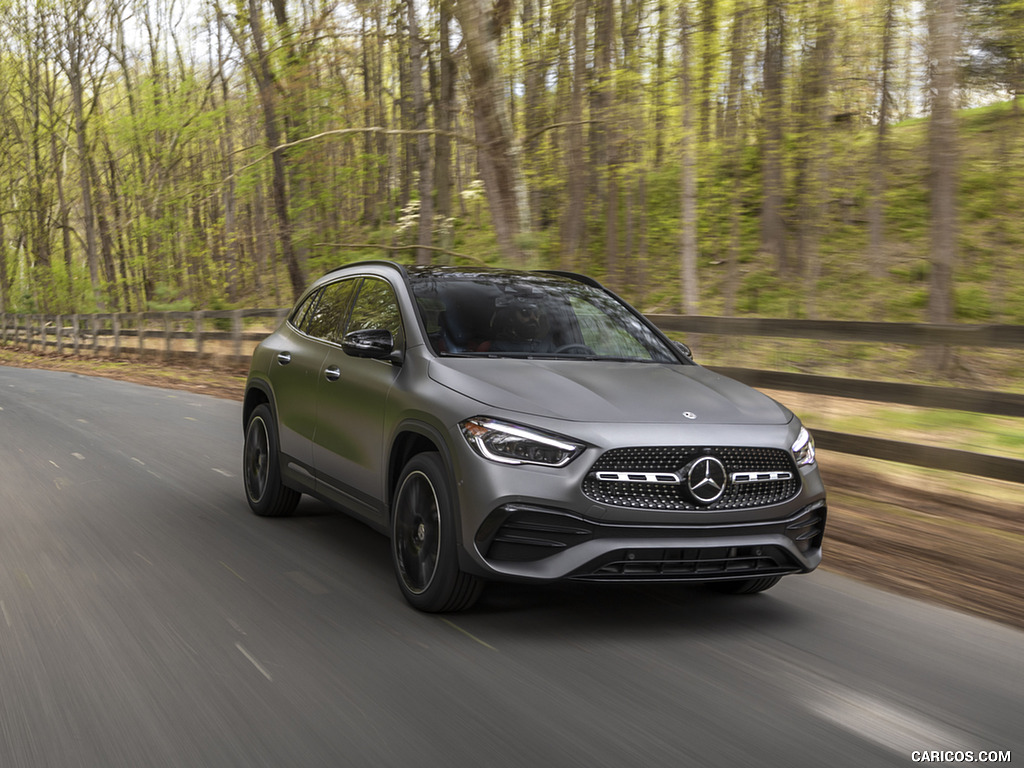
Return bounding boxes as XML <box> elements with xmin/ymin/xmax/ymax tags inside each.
<box><xmin>470</xmin><ymin>499</ymin><xmax>826</xmax><ymax>582</ymax></box>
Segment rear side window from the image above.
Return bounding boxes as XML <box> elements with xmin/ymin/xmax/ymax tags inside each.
<box><xmin>290</xmin><ymin>290</ymin><xmax>321</xmax><ymax>332</ymax></box>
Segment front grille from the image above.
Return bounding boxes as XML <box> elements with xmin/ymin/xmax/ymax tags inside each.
<box><xmin>572</xmin><ymin>545</ymin><xmax>799</xmax><ymax>582</ymax></box>
<box><xmin>583</xmin><ymin>446</ymin><xmax>800</xmax><ymax>511</ymax></box>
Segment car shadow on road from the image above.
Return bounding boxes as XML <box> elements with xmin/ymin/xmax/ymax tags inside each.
<box><xmin>471</xmin><ymin>579</ymin><xmax>814</xmax><ymax>635</ymax></box>
<box><xmin>268</xmin><ymin>497</ymin><xmax>816</xmax><ymax>636</ymax></box>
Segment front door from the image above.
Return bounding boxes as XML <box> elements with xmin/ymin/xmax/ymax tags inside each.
<box><xmin>312</xmin><ymin>277</ymin><xmax>404</xmax><ymax>524</ymax></box>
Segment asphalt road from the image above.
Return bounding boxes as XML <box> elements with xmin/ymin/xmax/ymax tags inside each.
<box><xmin>0</xmin><ymin>365</ymin><xmax>1020</xmax><ymax>768</ymax></box>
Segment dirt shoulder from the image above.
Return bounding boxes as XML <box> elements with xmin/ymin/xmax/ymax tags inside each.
<box><xmin>3</xmin><ymin>346</ymin><xmax>1022</xmax><ymax>631</ymax></box>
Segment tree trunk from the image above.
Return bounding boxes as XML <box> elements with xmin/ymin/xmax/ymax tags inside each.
<box><xmin>652</xmin><ymin>1</ymin><xmax>670</xmax><ymax>166</ymax></box>
<box><xmin>560</xmin><ymin>0</ymin><xmax>589</xmax><ymax>270</ymax></box>
<box><xmin>722</xmin><ymin>0</ymin><xmax>747</xmax><ymax>146</ymax></box>
<box><xmin>247</xmin><ymin>0</ymin><xmax>306</xmax><ymax>300</ymax></box>
<box><xmin>794</xmin><ymin>0</ymin><xmax>835</xmax><ymax>318</ymax></box>
<box><xmin>698</xmin><ymin>0</ymin><xmax>718</xmax><ymax>144</ymax></box>
<box><xmin>434</xmin><ymin>4</ymin><xmax>455</xmax><ymax>249</ymax></box>
<box><xmin>68</xmin><ymin>61</ymin><xmax>104</xmax><ymax>310</ymax></box>
<box><xmin>216</xmin><ymin>22</ymin><xmax>241</xmax><ymax>301</ymax></box>
<box><xmin>867</xmin><ymin>0</ymin><xmax>896</xmax><ymax>280</ymax></box>
<box><xmin>761</xmin><ymin>0</ymin><xmax>788</xmax><ymax>274</ymax></box>
<box><xmin>679</xmin><ymin>1</ymin><xmax>699</xmax><ymax>314</ymax></box>
<box><xmin>452</xmin><ymin>0</ymin><xmax>530</xmax><ymax>264</ymax></box>
<box><xmin>408</xmin><ymin>0</ymin><xmax>434</xmax><ymax>265</ymax></box>
<box><xmin>722</xmin><ymin>1</ymin><xmax>748</xmax><ymax>315</ymax></box>
<box><xmin>0</xmin><ymin>208</ymin><xmax>8</xmax><ymax>313</ymax></box>
<box><xmin>522</xmin><ymin>0</ymin><xmax>547</xmax><ymax>231</ymax></box>
<box><xmin>927</xmin><ymin>0</ymin><xmax>958</xmax><ymax>333</ymax></box>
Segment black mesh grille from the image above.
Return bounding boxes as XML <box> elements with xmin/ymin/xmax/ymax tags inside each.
<box><xmin>583</xmin><ymin>446</ymin><xmax>800</xmax><ymax>511</ymax></box>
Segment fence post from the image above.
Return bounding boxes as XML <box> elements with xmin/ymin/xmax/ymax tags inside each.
<box><xmin>164</xmin><ymin>313</ymin><xmax>172</xmax><ymax>360</ymax></box>
<box><xmin>194</xmin><ymin>311</ymin><xmax>204</xmax><ymax>358</ymax></box>
<box><xmin>113</xmin><ymin>314</ymin><xmax>121</xmax><ymax>357</ymax></box>
<box><xmin>56</xmin><ymin>315</ymin><xmax>64</xmax><ymax>355</ymax></box>
<box><xmin>73</xmin><ymin>315</ymin><xmax>80</xmax><ymax>355</ymax></box>
<box><xmin>92</xmin><ymin>315</ymin><xmax>99</xmax><ymax>355</ymax></box>
<box><xmin>137</xmin><ymin>312</ymin><xmax>145</xmax><ymax>357</ymax></box>
<box><xmin>232</xmin><ymin>309</ymin><xmax>243</xmax><ymax>359</ymax></box>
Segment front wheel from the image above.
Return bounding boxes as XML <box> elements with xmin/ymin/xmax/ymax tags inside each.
<box><xmin>243</xmin><ymin>403</ymin><xmax>300</xmax><ymax>517</ymax></box>
<box><xmin>391</xmin><ymin>453</ymin><xmax>482</xmax><ymax>612</ymax></box>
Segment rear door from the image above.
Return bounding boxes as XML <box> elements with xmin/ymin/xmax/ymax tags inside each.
<box><xmin>271</xmin><ymin>280</ymin><xmax>356</xmax><ymax>473</ymax></box>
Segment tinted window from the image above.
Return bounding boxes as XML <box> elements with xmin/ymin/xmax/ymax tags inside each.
<box><xmin>347</xmin><ymin>278</ymin><xmax>403</xmax><ymax>341</ymax></box>
<box><xmin>409</xmin><ymin>271</ymin><xmax>676</xmax><ymax>362</ymax></box>
<box><xmin>291</xmin><ymin>290</ymin><xmax>321</xmax><ymax>333</ymax></box>
<box><xmin>305</xmin><ymin>279</ymin><xmax>357</xmax><ymax>341</ymax></box>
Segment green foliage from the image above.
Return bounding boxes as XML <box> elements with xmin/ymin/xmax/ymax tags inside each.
<box><xmin>954</xmin><ymin>284</ymin><xmax>993</xmax><ymax>320</ymax></box>
<box><xmin>147</xmin><ymin>283</ymin><xmax>194</xmax><ymax>313</ymax></box>
<box><xmin>1</xmin><ymin>0</ymin><xmax>1024</xmax><ymax>334</ymax></box>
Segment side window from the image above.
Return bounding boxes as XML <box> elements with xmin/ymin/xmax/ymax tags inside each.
<box><xmin>305</xmin><ymin>279</ymin><xmax>357</xmax><ymax>341</ymax></box>
<box><xmin>291</xmin><ymin>289</ymin><xmax>321</xmax><ymax>333</ymax></box>
<box><xmin>347</xmin><ymin>278</ymin><xmax>403</xmax><ymax>342</ymax></box>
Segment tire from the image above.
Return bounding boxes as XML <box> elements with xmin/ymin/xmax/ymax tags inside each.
<box><xmin>391</xmin><ymin>452</ymin><xmax>482</xmax><ymax>612</ymax></box>
<box><xmin>709</xmin><ymin>576</ymin><xmax>783</xmax><ymax>595</ymax></box>
<box><xmin>243</xmin><ymin>403</ymin><xmax>300</xmax><ymax>518</ymax></box>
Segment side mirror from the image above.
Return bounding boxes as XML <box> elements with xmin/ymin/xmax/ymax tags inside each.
<box><xmin>343</xmin><ymin>329</ymin><xmax>401</xmax><ymax>363</ymax></box>
<box><xmin>672</xmin><ymin>340</ymin><xmax>693</xmax><ymax>360</ymax></box>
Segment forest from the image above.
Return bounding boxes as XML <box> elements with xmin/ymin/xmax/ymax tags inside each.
<box><xmin>0</xmin><ymin>0</ymin><xmax>1022</xmax><ymax>323</ymax></box>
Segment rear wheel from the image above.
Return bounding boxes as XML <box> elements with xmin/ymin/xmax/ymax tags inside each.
<box><xmin>391</xmin><ymin>452</ymin><xmax>482</xmax><ymax>612</ymax></box>
<box><xmin>243</xmin><ymin>403</ymin><xmax>300</xmax><ymax>517</ymax></box>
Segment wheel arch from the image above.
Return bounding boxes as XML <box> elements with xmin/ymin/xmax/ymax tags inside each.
<box><xmin>387</xmin><ymin>421</ymin><xmax>456</xmax><ymax>514</ymax></box>
<box><xmin>243</xmin><ymin>380</ymin><xmax>273</xmax><ymax>431</ymax></box>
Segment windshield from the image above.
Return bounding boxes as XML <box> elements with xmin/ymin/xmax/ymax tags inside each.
<box><xmin>408</xmin><ymin>270</ymin><xmax>680</xmax><ymax>363</ymax></box>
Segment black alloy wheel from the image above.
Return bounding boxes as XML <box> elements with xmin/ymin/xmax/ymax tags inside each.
<box><xmin>243</xmin><ymin>403</ymin><xmax>300</xmax><ymax>517</ymax></box>
<box><xmin>391</xmin><ymin>452</ymin><xmax>482</xmax><ymax>612</ymax></box>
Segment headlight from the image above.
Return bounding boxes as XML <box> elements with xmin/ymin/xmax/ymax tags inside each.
<box><xmin>460</xmin><ymin>417</ymin><xmax>584</xmax><ymax>467</ymax></box>
<box><xmin>792</xmin><ymin>426</ymin><xmax>816</xmax><ymax>467</ymax></box>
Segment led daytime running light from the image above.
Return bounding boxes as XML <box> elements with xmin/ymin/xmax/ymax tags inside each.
<box><xmin>460</xmin><ymin>418</ymin><xmax>583</xmax><ymax>467</ymax></box>
<box><xmin>792</xmin><ymin>426</ymin><xmax>816</xmax><ymax>467</ymax></box>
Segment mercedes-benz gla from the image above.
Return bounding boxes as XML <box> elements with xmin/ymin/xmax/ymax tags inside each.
<box><xmin>243</xmin><ymin>261</ymin><xmax>827</xmax><ymax>611</ymax></box>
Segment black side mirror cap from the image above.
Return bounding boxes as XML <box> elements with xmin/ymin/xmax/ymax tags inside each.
<box><xmin>343</xmin><ymin>329</ymin><xmax>400</xmax><ymax>362</ymax></box>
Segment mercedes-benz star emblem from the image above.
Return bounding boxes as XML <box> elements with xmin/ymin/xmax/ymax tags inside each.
<box><xmin>686</xmin><ymin>456</ymin><xmax>727</xmax><ymax>504</ymax></box>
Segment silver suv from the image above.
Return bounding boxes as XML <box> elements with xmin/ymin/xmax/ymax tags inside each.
<box><xmin>243</xmin><ymin>262</ymin><xmax>827</xmax><ymax>611</ymax></box>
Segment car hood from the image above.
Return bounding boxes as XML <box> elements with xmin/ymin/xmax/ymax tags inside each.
<box><xmin>427</xmin><ymin>358</ymin><xmax>791</xmax><ymax>425</ymax></box>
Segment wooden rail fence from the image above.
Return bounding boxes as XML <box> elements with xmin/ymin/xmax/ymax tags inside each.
<box><xmin>0</xmin><ymin>309</ymin><xmax>288</xmax><ymax>364</ymax></box>
<box><xmin>2</xmin><ymin>310</ymin><xmax>1022</xmax><ymax>485</ymax></box>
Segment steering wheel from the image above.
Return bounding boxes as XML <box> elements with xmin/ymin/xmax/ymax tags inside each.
<box><xmin>553</xmin><ymin>343</ymin><xmax>596</xmax><ymax>356</ymax></box>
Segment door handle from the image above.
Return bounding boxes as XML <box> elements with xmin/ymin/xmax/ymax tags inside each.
<box><xmin>276</xmin><ymin>351</ymin><xmax>292</xmax><ymax>365</ymax></box>
<box><xmin>324</xmin><ymin>365</ymin><xmax>341</xmax><ymax>382</ymax></box>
